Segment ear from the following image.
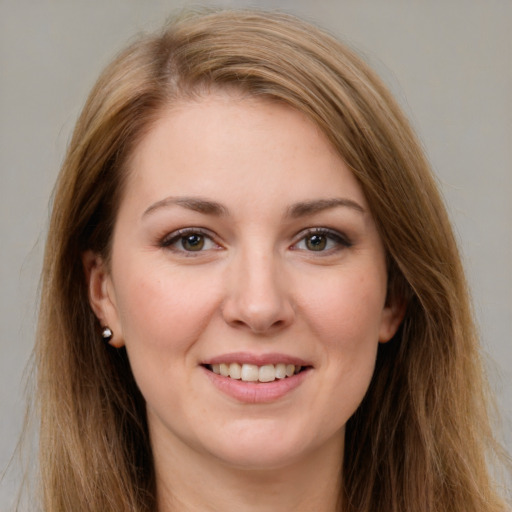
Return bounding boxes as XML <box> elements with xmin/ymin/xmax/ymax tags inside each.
<box><xmin>82</xmin><ymin>250</ymin><xmax>124</xmax><ymax>348</ymax></box>
<box><xmin>378</xmin><ymin>297</ymin><xmax>406</xmax><ymax>343</ymax></box>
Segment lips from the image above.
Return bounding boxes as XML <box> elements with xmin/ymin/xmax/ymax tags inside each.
<box><xmin>202</xmin><ymin>357</ymin><xmax>311</xmax><ymax>403</ymax></box>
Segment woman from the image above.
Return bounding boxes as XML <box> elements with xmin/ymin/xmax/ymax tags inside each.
<box><xmin>34</xmin><ymin>9</ymin><xmax>509</xmax><ymax>512</ymax></box>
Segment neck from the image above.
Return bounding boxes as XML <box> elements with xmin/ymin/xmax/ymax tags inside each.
<box><xmin>153</xmin><ymin>432</ymin><xmax>344</xmax><ymax>512</ymax></box>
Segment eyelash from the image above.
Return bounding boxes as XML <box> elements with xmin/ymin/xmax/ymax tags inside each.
<box><xmin>160</xmin><ymin>228</ymin><xmax>220</xmax><ymax>255</ymax></box>
<box><xmin>292</xmin><ymin>228</ymin><xmax>352</xmax><ymax>254</ymax></box>
<box><xmin>159</xmin><ymin>227</ymin><xmax>352</xmax><ymax>255</ymax></box>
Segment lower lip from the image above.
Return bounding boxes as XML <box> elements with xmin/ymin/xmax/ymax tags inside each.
<box><xmin>202</xmin><ymin>366</ymin><xmax>310</xmax><ymax>403</ymax></box>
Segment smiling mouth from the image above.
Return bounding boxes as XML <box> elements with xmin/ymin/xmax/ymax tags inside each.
<box><xmin>203</xmin><ymin>363</ymin><xmax>310</xmax><ymax>383</ymax></box>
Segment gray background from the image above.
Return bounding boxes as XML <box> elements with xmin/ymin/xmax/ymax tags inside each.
<box><xmin>1</xmin><ymin>0</ymin><xmax>511</xmax><ymax>507</ymax></box>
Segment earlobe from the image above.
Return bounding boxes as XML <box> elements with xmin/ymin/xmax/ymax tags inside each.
<box><xmin>82</xmin><ymin>250</ymin><xmax>124</xmax><ymax>348</ymax></box>
<box><xmin>378</xmin><ymin>299</ymin><xmax>406</xmax><ymax>343</ymax></box>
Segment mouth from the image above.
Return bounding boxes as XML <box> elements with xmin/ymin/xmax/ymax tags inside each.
<box><xmin>202</xmin><ymin>363</ymin><xmax>311</xmax><ymax>383</ymax></box>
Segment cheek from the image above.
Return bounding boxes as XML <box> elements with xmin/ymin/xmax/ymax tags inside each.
<box><xmin>113</xmin><ymin>259</ymin><xmax>222</xmax><ymax>353</ymax></box>
<box><xmin>111</xmin><ymin>260</ymin><xmax>224</xmax><ymax>416</ymax></box>
<box><xmin>288</xmin><ymin>269</ymin><xmax>386</xmax><ymax>442</ymax></box>
<box><xmin>303</xmin><ymin>269</ymin><xmax>387</xmax><ymax>349</ymax></box>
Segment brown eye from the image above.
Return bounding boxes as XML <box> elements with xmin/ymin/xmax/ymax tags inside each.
<box><xmin>161</xmin><ymin>228</ymin><xmax>219</xmax><ymax>254</ymax></box>
<box><xmin>293</xmin><ymin>228</ymin><xmax>352</xmax><ymax>254</ymax></box>
<box><xmin>181</xmin><ymin>234</ymin><xmax>205</xmax><ymax>251</ymax></box>
<box><xmin>305</xmin><ymin>234</ymin><xmax>327</xmax><ymax>251</ymax></box>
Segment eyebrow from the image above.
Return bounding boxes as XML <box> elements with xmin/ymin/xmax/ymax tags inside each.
<box><xmin>286</xmin><ymin>198</ymin><xmax>365</xmax><ymax>218</ymax></box>
<box><xmin>142</xmin><ymin>196</ymin><xmax>365</xmax><ymax>219</ymax></box>
<box><xmin>143</xmin><ymin>196</ymin><xmax>229</xmax><ymax>217</ymax></box>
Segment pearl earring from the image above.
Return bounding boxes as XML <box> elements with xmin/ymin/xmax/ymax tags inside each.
<box><xmin>101</xmin><ymin>326</ymin><xmax>113</xmax><ymax>342</ymax></box>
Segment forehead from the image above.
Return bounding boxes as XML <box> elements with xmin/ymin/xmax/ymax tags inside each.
<box><xmin>121</xmin><ymin>93</ymin><xmax>368</xmax><ymax>215</ymax></box>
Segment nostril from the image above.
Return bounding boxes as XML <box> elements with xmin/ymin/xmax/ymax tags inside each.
<box><xmin>220</xmin><ymin>277</ymin><xmax>295</xmax><ymax>334</ymax></box>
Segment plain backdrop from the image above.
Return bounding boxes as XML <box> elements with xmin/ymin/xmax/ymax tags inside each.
<box><xmin>1</xmin><ymin>0</ymin><xmax>511</xmax><ymax>507</ymax></box>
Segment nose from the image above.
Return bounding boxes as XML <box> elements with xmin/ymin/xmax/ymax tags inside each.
<box><xmin>221</xmin><ymin>248</ymin><xmax>295</xmax><ymax>335</ymax></box>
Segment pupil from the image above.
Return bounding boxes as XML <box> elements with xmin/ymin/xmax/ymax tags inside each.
<box><xmin>307</xmin><ymin>235</ymin><xmax>326</xmax><ymax>251</ymax></box>
<box><xmin>182</xmin><ymin>234</ymin><xmax>204</xmax><ymax>251</ymax></box>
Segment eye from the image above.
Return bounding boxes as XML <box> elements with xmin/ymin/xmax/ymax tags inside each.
<box><xmin>293</xmin><ymin>228</ymin><xmax>351</xmax><ymax>253</ymax></box>
<box><xmin>180</xmin><ymin>233</ymin><xmax>207</xmax><ymax>251</ymax></box>
<box><xmin>160</xmin><ymin>229</ymin><xmax>219</xmax><ymax>253</ymax></box>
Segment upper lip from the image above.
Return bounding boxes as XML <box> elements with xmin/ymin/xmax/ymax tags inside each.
<box><xmin>202</xmin><ymin>352</ymin><xmax>312</xmax><ymax>367</ymax></box>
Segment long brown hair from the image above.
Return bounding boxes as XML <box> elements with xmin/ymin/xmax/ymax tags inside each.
<box><xmin>34</xmin><ymin>9</ymin><xmax>509</xmax><ymax>511</ymax></box>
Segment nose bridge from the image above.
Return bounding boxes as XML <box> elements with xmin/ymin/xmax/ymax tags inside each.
<box><xmin>222</xmin><ymin>240</ymin><xmax>294</xmax><ymax>333</ymax></box>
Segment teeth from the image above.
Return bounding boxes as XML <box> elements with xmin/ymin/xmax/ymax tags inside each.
<box><xmin>209</xmin><ymin>363</ymin><xmax>304</xmax><ymax>382</ymax></box>
<box><xmin>275</xmin><ymin>363</ymin><xmax>287</xmax><ymax>379</ymax></box>
<box><xmin>240</xmin><ymin>364</ymin><xmax>259</xmax><ymax>382</ymax></box>
<box><xmin>229</xmin><ymin>362</ymin><xmax>241</xmax><ymax>379</ymax></box>
<box><xmin>258</xmin><ymin>364</ymin><xmax>275</xmax><ymax>383</ymax></box>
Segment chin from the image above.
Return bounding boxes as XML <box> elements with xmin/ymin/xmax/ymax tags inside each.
<box><xmin>212</xmin><ymin>444</ymin><xmax>307</xmax><ymax>471</ymax></box>
<box><xmin>200</xmin><ymin>420</ymin><xmax>343</xmax><ymax>472</ymax></box>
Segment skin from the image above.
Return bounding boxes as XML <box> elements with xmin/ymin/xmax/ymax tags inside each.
<box><xmin>85</xmin><ymin>93</ymin><xmax>404</xmax><ymax>512</ymax></box>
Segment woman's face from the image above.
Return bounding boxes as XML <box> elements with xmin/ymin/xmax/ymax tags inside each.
<box><xmin>88</xmin><ymin>93</ymin><xmax>403</xmax><ymax>471</ymax></box>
